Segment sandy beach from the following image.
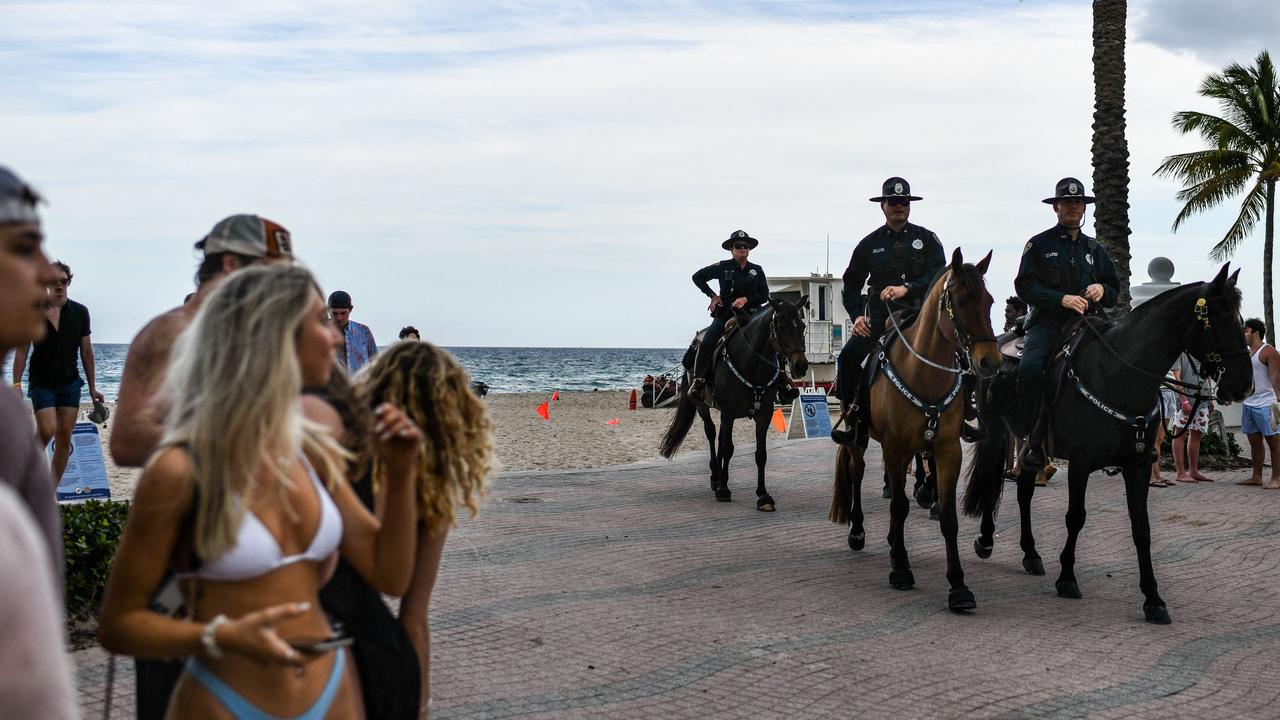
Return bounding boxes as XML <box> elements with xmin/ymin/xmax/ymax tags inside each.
<box><xmin>97</xmin><ymin>391</ymin><xmax>800</xmax><ymax>499</ymax></box>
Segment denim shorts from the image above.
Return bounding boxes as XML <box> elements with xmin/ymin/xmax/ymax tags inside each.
<box><xmin>28</xmin><ymin>377</ymin><xmax>83</xmax><ymax>411</ymax></box>
<box><xmin>1241</xmin><ymin>404</ymin><xmax>1277</xmax><ymax>437</ymax></box>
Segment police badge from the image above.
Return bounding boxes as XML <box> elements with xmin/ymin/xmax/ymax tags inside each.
<box><xmin>912</xmin><ymin>239</ymin><xmax>923</xmax><ymax>250</ymax></box>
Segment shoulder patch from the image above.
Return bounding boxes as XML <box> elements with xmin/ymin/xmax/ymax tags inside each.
<box><xmin>1023</xmin><ymin>241</ymin><xmax>1033</xmax><ymax>255</ymax></box>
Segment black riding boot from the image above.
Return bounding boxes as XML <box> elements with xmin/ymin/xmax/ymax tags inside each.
<box><xmin>778</xmin><ymin>371</ymin><xmax>800</xmax><ymax>403</ymax></box>
<box><xmin>1016</xmin><ymin>392</ymin><xmax>1047</xmax><ymax>473</ymax></box>
<box><xmin>830</xmin><ymin>368</ymin><xmax>864</xmax><ymax>445</ymax></box>
<box><xmin>689</xmin><ymin>342</ymin><xmax>714</xmax><ymax>402</ymax></box>
<box><xmin>961</xmin><ymin>374</ymin><xmax>985</xmax><ymax>442</ymax></box>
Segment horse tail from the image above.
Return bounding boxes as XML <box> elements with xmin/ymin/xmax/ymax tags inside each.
<box><xmin>659</xmin><ymin>384</ymin><xmax>698</xmax><ymax>459</ymax></box>
<box><xmin>962</xmin><ymin>418</ymin><xmax>1007</xmax><ymax>518</ymax></box>
<box><xmin>829</xmin><ymin>444</ymin><xmax>854</xmax><ymax>524</ymax></box>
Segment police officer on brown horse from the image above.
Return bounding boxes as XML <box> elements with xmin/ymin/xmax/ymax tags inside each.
<box><xmin>1014</xmin><ymin>177</ymin><xmax>1121</xmax><ymax>472</ymax></box>
<box><xmin>830</xmin><ymin>177</ymin><xmax>945</xmax><ymax>445</ymax></box>
<box><xmin>689</xmin><ymin>230</ymin><xmax>799</xmax><ymax>403</ymax></box>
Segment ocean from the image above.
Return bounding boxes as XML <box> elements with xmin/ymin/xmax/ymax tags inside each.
<box><xmin>4</xmin><ymin>344</ymin><xmax>687</xmax><ymax>401</ymax></box>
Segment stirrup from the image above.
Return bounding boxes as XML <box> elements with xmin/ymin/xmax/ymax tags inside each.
<box><xmin>1016</xmin><ymin>438</ymin><xmax>1046</xmax><ymax>474</ymax></box>
<box><xmin>961</xmin><ymin>421</ymin><xmax>985</xmax><ymax>443</ymax></box>
<box><xmin>778</xmin><ymin>383</ymin><xmax>800</xmax><ymax>403</ymax></box>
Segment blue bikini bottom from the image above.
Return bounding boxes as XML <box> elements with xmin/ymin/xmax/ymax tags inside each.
<box><xmin>184</xmin><ymin>649</ymin><xmax>346</xmax><ymax>720</ymax></box>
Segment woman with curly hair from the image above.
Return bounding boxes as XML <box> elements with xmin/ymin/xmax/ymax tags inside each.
<box><xmin>359</xmin><ymin>340</ymin><xmax>494</xmax><ymax>714</ymax></box>
<box><xmin>99</xmin><ymin>265</ymin><xmax>424</xmax><ymax>719</ymax></box>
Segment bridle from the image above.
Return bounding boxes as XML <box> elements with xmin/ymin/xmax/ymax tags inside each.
<box><xmin>720</xmin><ymin>302</ymin><xmax>806</xmax><ymax>416</ymax></box>
<box><xmin>939</xmin><ymin>276</ymin><xmax>999</xmax><ymax>379</ymax></box>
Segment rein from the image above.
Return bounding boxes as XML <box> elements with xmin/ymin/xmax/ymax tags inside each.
<box><xmin>721</xmin><ymin>308</ymin><xmax>800</xmax><ymax>417</ymax></box>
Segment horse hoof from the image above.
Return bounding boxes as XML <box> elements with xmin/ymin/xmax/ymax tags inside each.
<box><xmin>756</xmin><ymin>495</ymin><xmax>776</xmax><ymax>512</ymax></box>
<box><xmin>715</xmin><ymin>488</ymin><xmax>732</xmax><ymax>502</ymax></box>
<box><xmin>973</xmin><ymin>538</ymin><xmax>993</xmax><ymax>559</ymax></box>
<box><xmin>929</xmin><ymin>502</ymin><xmax>941</xmax><ymax>521</ymax></box>
<box><xmin>1144</xmin><ymin>603</ymin><xmax>1172</xmax><ymax>625</ymax></box>
<box><xmin>948</xmin><ymin>588</ymin><xmax>977</xmax><ymax>612</ymax></box>
<box><xmin>848</xmin><ymin>530</ymin><xmax>865</xmax><ymax>551</ymax></box>
<box><xmin>1023</xmin><ymin>557</ymin><xmax>1045</xmax><ymax>576</ymax></box>
<box><xmin>1055</xmin><ymin>580</ymin><xmax>1082</xmax><ymax>599</ymax></box>
<box><xmin>889</xmin><ymin>569</ymin><xmax>914</xmax><ymax>590</ymax></box>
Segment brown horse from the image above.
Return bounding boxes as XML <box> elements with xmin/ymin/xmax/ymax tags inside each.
<box><xmin>829</xmin><ymin>248</ymin><xmax>1001</xmax><ymax>611</ymax></box>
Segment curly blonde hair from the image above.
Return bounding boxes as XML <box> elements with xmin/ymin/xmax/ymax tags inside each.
<box><xmin>358</xmin><ymin>341</ymin><xmax>493</xmax><ymax>529</ymax></box>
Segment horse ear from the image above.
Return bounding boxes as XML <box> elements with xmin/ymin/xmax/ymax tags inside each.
<box><xmin>1211</xmin><ymin>263</ymin><xmax>1230</xmax><ymax>289</ymax></box>
<box><xmin>975</xmin><ymin>250</ymin><xmax>993</xmax><ymax>275</ymax></box>
<box><xmin>1229</xmin><ymin>268</ymin><xmax>1241</xmax><ymax>287</ymax></box>
<box><xmin>799</xmin><ymin>294</ymin><xmax>810</xmax><ymax>309</ymax></box>
<box><xmin>950</xmin><ymin>247</ymin><xmax>963</xmax><ymax>270</ymax></box>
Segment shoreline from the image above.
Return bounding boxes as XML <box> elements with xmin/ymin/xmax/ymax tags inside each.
<box><xmin>94</xmin><ymin>391</ymin><xmax>797</xmax><ymax>499</ymax></box>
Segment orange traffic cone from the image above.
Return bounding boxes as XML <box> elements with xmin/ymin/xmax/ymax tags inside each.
<box><xmin>536</xmin><ymin>401</ymin><xmax>550</xmax><ymax>420</ymax></box>
<box><xmin>605</xmin><ymin>418</ymin><xmax>621</xmax><ymax>426</ymax></box>
<box><xmin>771</xmin><ymin>408</ymin><xmax>786</xmax><ymax>433</ymax></box>
<box><xmin>551</xmin><ymin>389</ymin><xmax>559</xmax><ymax>401</ymax></box>
<box><xmin>629</xmin><ymin>389</ymin><xmax>637</xmax><ymax>411</ymax></box>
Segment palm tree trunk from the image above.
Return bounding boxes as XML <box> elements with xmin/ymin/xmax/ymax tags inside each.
<box><xmin>1091</xmin><ymin>0</ymin><xmax>1132</xmax><ymax>316</ymax></box>
<box><xmin>1266</xmin><ymin>179</ymin><xmax>1276</xmax><ymax>345</ymax></box>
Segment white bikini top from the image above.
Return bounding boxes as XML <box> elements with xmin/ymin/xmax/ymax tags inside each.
<box><xmin>181</xmin><ymin>455</ymin><xmax>343</xmax><ymax>582</ymax></box>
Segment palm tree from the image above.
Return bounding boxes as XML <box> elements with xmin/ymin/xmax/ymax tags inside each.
<box><xmin>1155</xmin><ymin>50</ymin><xmax>1280</xmax><ymax>342</ymax></box>
<box><xmin>1091</xmin><ymin>0</ymin><xmax>1132</xmax><ymax>315</ymax></box>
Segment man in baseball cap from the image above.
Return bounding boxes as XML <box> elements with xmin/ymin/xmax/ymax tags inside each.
<box><xmin>328</xmin><ymin>289</ymin><xmax>379</xmax><ymax>374</ymax></box>
<box><xmin>111</xmin><ymin>214</ymin><xmax>295</xmax><ymax>468</ymax></box>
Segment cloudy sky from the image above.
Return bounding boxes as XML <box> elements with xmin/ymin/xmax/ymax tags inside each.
<box><xmin>2</xmin><ymin>0</ymin><xmax>1276</xmax><ymax>346</ymax></box>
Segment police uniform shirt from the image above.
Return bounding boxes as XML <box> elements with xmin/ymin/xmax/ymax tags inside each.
<box><xmin>692</xmin><ymin>259</ymin><xmax>770</xmax><ymax>311</ymax></box>
<box><xmin>1014</xmin><ymin>225</ymin><xmax>1121</xmax><ymax>326</ymax></box>
<box><xmin>841</xmin><ymin>222</ymin><xmax>945</xmax><ymax>318</ymax></box>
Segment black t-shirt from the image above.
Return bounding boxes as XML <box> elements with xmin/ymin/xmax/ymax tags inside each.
<box><xmin>28</xmin><ymin>299</ymin><xmax>90</xmax><ymax>387</ymax></box>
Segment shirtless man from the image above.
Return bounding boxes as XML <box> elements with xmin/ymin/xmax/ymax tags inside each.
<box><xmin>109</xmin><ymin>214</ymin><xmax>293</xmax><ymax>467</ymax></box>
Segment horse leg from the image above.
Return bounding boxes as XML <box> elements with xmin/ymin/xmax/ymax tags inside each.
<box><xmin>1122</xmin><ymin>461</ymin><xmax>1170</xmax><ymax>624</ymax></box>
<box><xmin>715</xmin><ymin>415</ymin><xmax>735</xmax><ymax>502</ymax></box>
<box><xmin>1054</xmin><ymin>461</ymin><xmax>1090</xmax><ymax>599</ymax></box>
<box><xmin>753</xmin><ymin>413</ymin><xmax>774</xmax><ymax>511</ymax></box>
<box><xmin>935</xmin><ymin>443</ymin><xmax>975</xmax><ymax>611</ymax></box>
<box><xmin>698</xmin><ymin>405</ymin><xmax>718</xmax><ymax>493</ymax></box>
<box><xmin>848</xmin><ymin>447</ymin><xmax>868</xmax><ymax>550</ymax></box>
<box><xmin>1017</xmin><ymin>467</ymin><xmax>1044</xmax><ymax>575</ymax></box>
<box><xmin>884</xmin><ymin>446</ymin><xmax>914</xmax><ymax>590</ymax></box>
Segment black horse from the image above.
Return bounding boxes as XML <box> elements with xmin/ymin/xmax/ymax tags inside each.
<box><xmin>962</xmin><ymin>265</ymin><xmax>1251</xmax><ymax>623</ymax></box>
<box><xmin>659</xmin><ymin>297</ymin><xmax>810</xmax><ymax>511</ymax></box>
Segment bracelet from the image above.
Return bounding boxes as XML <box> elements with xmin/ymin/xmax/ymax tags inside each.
<box><xmin>201</xmin><ymin>614</ymin><xmax>229</xmax><ymax>659</ymax></box>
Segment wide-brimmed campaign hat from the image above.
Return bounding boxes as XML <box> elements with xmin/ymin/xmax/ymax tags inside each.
<box><xmin>1042</xmin><ymin>177</ymin><xmax>1096</xmax><ymax>204</ymax></box>
<box><xmin>869</xmin><ymin>176</ymin><xmax>923</xmax><ymax>202</ymax></box>
<box><xmin>722</xmin><ymin>229</ymin><xmax>759</xmax><ymax>250</ymax></box>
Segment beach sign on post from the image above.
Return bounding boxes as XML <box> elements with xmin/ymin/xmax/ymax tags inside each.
<box><xmin>786</xmin><ymin>392</ymin><xmax>832</xmax><ymax>439</ymax></box>
<box><xmin>50</xmin><ymin>422</ymin><xmax>111</xmax><ymax>502</ymax></box>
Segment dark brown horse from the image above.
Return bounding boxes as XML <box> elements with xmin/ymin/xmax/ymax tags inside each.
<box><xmin>829</xmin><ymin>249</ymin><xmax>1001</xmax><ymax>611</ymax></box>
<box><xmin>660</xmin><ymin>297</ymin><xmax>810</xmax><ymax>511</ymax></box>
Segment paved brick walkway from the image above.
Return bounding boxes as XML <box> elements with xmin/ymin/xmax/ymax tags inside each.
<box><xmin>75</xmin><ymin>439</ymin><xmax>1280</xmax><ymax>718</ymax></box>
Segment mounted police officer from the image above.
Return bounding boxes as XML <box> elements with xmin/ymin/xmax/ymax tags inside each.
<box><xmin>830</xmin><ymin>177</ymin><xmax>945</xmax><ymax>445</ymax></box>
<box><xmin>1014</xmin><ymin>177</ymin><xmax>1121</xmax><ymax>472</ymax></box>
<box><xmin>689</xmin><ymin>230</ymin><xmax>798</xmax><ymax>403</ymax></box>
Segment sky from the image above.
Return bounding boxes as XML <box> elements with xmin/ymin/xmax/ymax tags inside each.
<box><xmin>1</xmin><ymin>0</ymin><xmax>1276</xmax><ymax>346</ymax></box>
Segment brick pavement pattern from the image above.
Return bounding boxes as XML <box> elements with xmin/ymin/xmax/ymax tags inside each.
<box><xmin>75</xmin><ymin>439</ymin><xmax>1280</xmax><ymax>718</ymax></box>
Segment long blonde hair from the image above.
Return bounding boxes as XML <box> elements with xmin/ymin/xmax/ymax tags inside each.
<box><xmin>160</xmin><ymin>265</ymin><xmax>346</xmax><ymax>561</ymax></box>
<box><xmin>358</xmin><ymin>341</ymin><xmax>492</xmax><ymax>529</ymax></box>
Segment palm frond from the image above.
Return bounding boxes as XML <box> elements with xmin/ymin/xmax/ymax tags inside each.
<box><xmin>1209</xmin><ymin>181</ymin><xmax>1268</xmax><ymax>261</ymax></box>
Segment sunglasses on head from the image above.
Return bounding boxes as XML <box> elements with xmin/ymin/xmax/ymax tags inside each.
<box><xmin>732</xmin><ymin>243</ymin><xmax>751</xmax><ymax>250</ymax></box>
<box><xmin>885</xmin><ymin>198</ymin><xmax>910</xmax><ymax>207</ymax></box>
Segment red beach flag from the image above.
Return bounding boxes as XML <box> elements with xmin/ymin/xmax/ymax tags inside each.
<box><xmin>605</xmin><ymin>418</ymin><xmax>620</xmax><ymax>426</ymax></box>
<box><xmin>629</xmin><ymin>389</ymin><xmax>638</xmax><ymax>411</ymax></box>
<box><xmin>536</xmin><ymin>402</ymin><xmax>550</xmax><ymax>420</ymax></box>
<box><xmin>551</xmin><ymin>389</ymin><xmax>559</xmax><ymax>401</ymax></box>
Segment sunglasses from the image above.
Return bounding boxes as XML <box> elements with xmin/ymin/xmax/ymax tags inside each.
<box><xmin>52</xmin><ymin>277</ymin><xmax>71</xmax><ymax>287</ymax></box>
<box><xmin>732</xmin><ymin>243</ymin><xmax>752</xmax><ymax>250</ymax></box>
<box><xmin>885</xmin><ymin>199</ymin><xmax>910</xmax><ymax>207</ymax></box>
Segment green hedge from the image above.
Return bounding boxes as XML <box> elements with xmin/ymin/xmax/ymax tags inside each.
<box><xmin>61</xmin><ymin>500</ymin><xmax>129</xmax><ymax>620</ymax></box>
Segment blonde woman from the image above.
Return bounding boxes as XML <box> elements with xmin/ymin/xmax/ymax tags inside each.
<box><xmin>99</xmin><ymin>265</ymin><xmax>423</xmax><ymax>719</ymax></box>
<box><xmin>359</xmin><ymin>341</ymin><xmax>493</xmax><ymax>715</ymax></box>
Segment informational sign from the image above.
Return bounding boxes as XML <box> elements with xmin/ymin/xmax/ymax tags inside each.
<box><xmin>49</xmin><ymin>422</ymin><xmax>111</xmax><ymax>502</ymax></box>
<box><xmin>787</xmin><ymin>392</ymin><xmax>832</xmax><ymax>439</ymax></box>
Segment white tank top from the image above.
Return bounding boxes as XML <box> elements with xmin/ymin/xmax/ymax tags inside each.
<box><xmin>1246</xmin><ymin>344</ymin><xmax>1276</xmax><ymax>407</ymax></box>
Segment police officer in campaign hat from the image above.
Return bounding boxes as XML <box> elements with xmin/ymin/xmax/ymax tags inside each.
<box><xmin>830</xmin><ymin>177</ymin><xmax>945</xmax><ymax>444</ymax></box>
<box><xmin>1013</xmin><ymin>177</ymin><xmax>1121</xmax><ymax>472</ymax></box>
<box><xmin>689</xmin><ymin>230</ymin><xmax>799</xmax><ymax>403</ymax></box>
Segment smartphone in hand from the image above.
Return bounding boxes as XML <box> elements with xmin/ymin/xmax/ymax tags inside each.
<box><xmin>287</xmin><ymin>634</ymin><xmax>354</xmax><ymax>654</ymax></box>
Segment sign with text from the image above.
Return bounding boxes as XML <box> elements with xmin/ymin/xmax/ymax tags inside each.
<box><xmin>793</xmin><ymin>392</ymin><xmax>832</xmax><ymax>439</ymax></box>
<box><xmin>50</xmin><ymin>422</ymin><xmax>111</xmax><ymax>502</ymax></box>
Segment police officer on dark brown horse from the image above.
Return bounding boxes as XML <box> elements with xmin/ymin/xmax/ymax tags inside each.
<box><xmin>689</xmin><ymin>230</ymin><xmax>799</xmax><ymax>403</ymax></box>
<box><xmin>1014</xmin><ymin>177</ymin><xmax>1121</xmax><ymax>472</ymax></box>
<box><xmin>831</xmin><ymin>177</ymin><xmax>945</xmax><ymax>445</ymax></box>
